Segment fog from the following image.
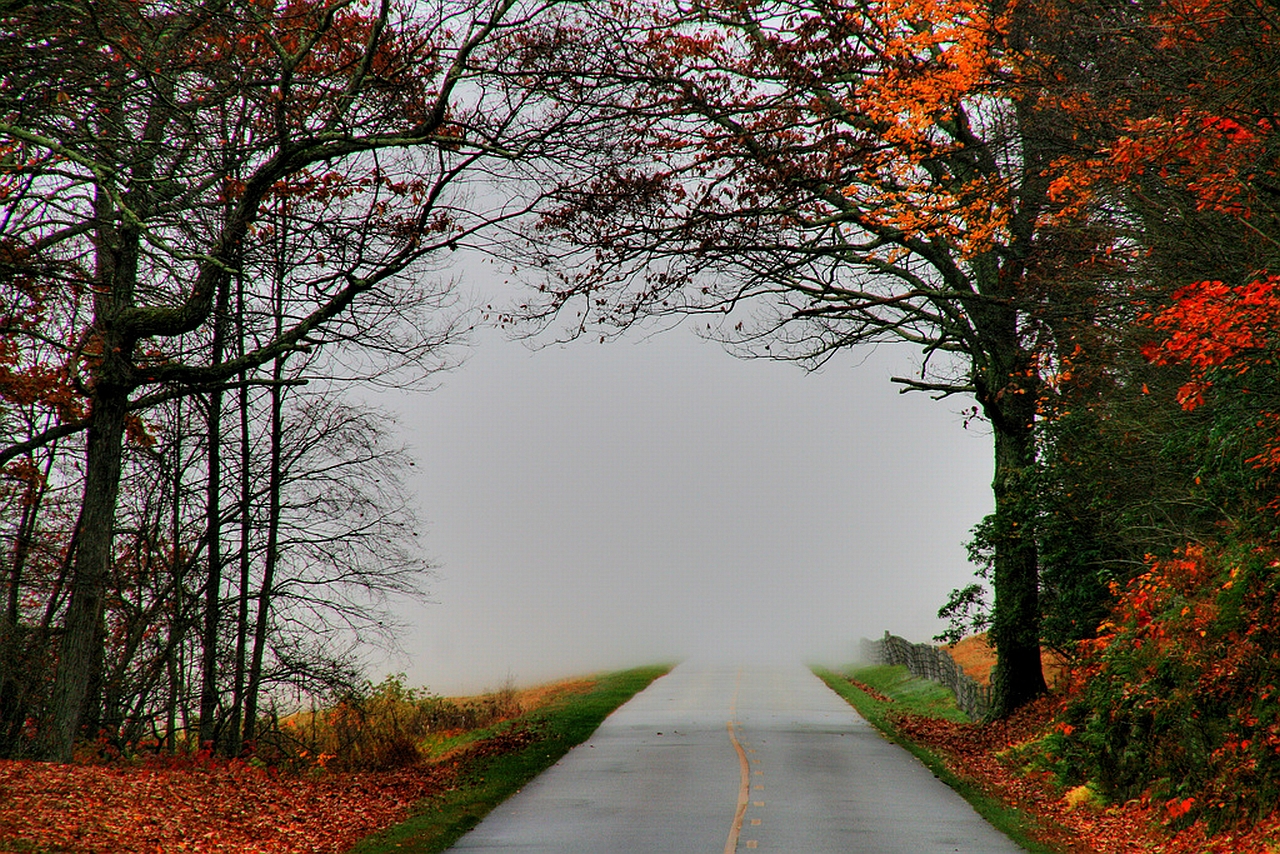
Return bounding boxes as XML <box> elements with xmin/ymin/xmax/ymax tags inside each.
<box><xmin>372</xmin><ymin>311</ymin><xmax>994</xmax><ymax>695</ymax></box>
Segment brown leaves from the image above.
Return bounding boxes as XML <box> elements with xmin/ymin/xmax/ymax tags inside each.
<box><xmin>0</xmin><ymin>758</ymin><xmax>457</xmax><ymax>853</ymax></box>
<box><xmin>895</xmin><ymin>699</ymin><xmax>1168</xmax><ymax>854</ymax></box>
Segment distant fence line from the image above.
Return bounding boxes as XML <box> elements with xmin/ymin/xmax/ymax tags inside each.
<box><xmin>860</xmin><ymin>632</ymin><xmax>992</xmax><ymax>721</ymax></box>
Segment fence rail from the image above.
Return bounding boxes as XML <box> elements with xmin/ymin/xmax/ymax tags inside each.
<box><xmin>860</xmin><ymin>631</ymin><xmax>991</xmax><ymax>721</ymax></box>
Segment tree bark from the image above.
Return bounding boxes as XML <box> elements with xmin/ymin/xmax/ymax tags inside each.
<box><xmin>198</xmin><ymin>277</ymin><xmax>230</xmax><ymax>750</ymax></box>
<box><xmin>981</xmin><ymin>358</ymin><xmax>1048</xmax><ymax>718</ymax></box>
<box><xmin>241</xmin><ymin>362</ymin><xmax>283</xmax><ymax>747</ymax></box>
<box><xmin>164</xmin><ymin>398</ymin><xmax>185</xmax><ymax>754</ymax></box>
<box><xmin>228</xmin><ymin>332</ymin><xmax>253</xmax><ymax>756</ymax></box>
<box><xmin>41</xmin><ymin>385</ymin><xmax>128</xmax><ymax>761</ymax></box>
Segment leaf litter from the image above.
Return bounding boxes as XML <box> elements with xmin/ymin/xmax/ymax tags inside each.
<box><xmin>0</xmin><ymin>756</ymin><xmax>459</xmax><ymax>853</ymax></box>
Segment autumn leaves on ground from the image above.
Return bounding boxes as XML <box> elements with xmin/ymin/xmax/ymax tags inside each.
<box><xmin>0</xmin><ymin>682</ymin><xmax>525</xmax><ymax>853</ymax></box>
<box><xmin>0</xmin><ymin>757</ymin><xmax>453</xmax><ymax>854</ymax></box>
<box><xmin>0</xmin><ymin>671</ymin><xmax>665</xmax><ymax>854</ymax></box>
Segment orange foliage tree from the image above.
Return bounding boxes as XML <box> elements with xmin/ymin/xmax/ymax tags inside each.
<box><xmin>522</xmin><ymin>0</ymin><xmax>1116</xmax><ymax>715</ymax></box>
<box><xmin>996</xmin><ymin>0</ymin><xmax>1280</xmax><ymax>657</ymax></box>
<box><xmin>1107</xmin><ymin>0</ymin><xmax>1280</xmax><ymax>534</ymax></box>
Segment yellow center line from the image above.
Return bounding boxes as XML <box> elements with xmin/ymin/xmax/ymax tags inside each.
<box><xmin>725</xmin><ymin>720</ymin><xmax>751</xmax><ymax>853</ymax></box>
<box><xmin>725</xmin><ymin>669</ymin><xmax>751</xmax><ymax>854</ymax></box>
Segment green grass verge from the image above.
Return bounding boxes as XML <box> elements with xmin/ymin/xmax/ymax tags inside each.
<box><xmin>348</xmin><ymin>665</ymin><xmax>671</xmax><ymax>854</ymax></box>
<box><xmin>814</xmin><ymin>664</ymin><xmax>1062</xmax><ymax>854</ymax></box>
<box><xmin>838</xmin><ymin>663</ymin><xmax>973</xmax><ymax>723</ymax></box>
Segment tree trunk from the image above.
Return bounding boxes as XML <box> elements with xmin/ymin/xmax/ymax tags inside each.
<box><xmin>228</xmin><ymin>363</ymin><xmax>252</xmax><ymax>756</ymax></box>
<box><xmin>164</xmin><ymin>398</ymin><xmax>185</xmax><ymax>754</ymax></box>
<box><xmin>198</xmin><ymin>278</ymin><xmax>230</xmax><ymax>750</ymax></box>
<box><xmin>41</xmin><ymin>386</ymin><xmax>129</xmax><ymax>761</ymax></box>
<box><xmin>242</xmin><ymin>359</ymin><xmax>283</xmax><ymax>747</ymax></box>
<box><xmin>244</xmin><ymin>216</ymin><xmax>286</xmax><ymax>748</ymax></box>
<box><xmin>984</xmin><ymin>368</ymin><xmax>1047</xmax><ymax>718</ymax></box>
<box><xmin>197</xmin><ymin>397</ymin><xmax>224</xmax><ymax>749</ymax></box>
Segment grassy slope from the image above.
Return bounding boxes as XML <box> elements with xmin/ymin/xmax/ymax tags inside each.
<box><xmin>348</xmin><ymin>665</ymin><xmax>670</xmax><ymax>854</ymax></box>
<box><xmin>814</xmin><ymin>664</ymin><xmax>1062</xmax><ymax>854</ymax></box>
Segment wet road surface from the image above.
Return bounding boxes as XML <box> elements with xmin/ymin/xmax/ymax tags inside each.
<box><xmin>447</xmin><ymin>660</ymin><xmax>1025</xmax><ymax>853</ymax></box>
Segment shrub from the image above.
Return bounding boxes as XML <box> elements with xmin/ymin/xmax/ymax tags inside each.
<box><xmin>1045</xmin><ymin>540</ymin><xmax>1280</xmax><ymax>830</ymax></box>
<box><xmin>256</xmin><ymin>675</ymin><xmax>523</xmax><ymax>772</ymax></box>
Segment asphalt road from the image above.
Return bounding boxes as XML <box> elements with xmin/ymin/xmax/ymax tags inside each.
<box><xmin>447</xmin><ymin>661</ymin><xmax>1026</xmax><ymax>853</ymax></box>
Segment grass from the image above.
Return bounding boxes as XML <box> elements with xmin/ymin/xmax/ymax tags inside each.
<box><xmin>838</xmin><ymin>663</ymin><xmax>973</xmax><ymax>722</ymax></box>
<box><xmin>815</xmin><ymin>663</ymin><xmax>1062</xmax><ymax>854</ymax></box>
<box><xmin>348</xmin><ymin>664</ymin><xmax>670</xmax><ymax>854</ymax></box>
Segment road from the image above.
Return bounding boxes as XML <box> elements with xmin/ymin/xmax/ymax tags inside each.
<box><xmin>447</xmin><ymin>660</ymin><xmax>1026</xmax><ymax>853</ymax></box>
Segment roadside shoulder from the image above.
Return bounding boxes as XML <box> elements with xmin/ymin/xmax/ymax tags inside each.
<box><xmin>814</xmin><ymin>664</ymin><xmax>1066</xmax><ymax>854</ymax></box>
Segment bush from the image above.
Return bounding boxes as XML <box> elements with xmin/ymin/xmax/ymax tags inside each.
<box><xmin>1044</xmin><ymin>540</ymin><xmax>1280</xmax><ymax>830</ymax></box>
<box><xmin>256</xmin><ymin>675</ymin><xmax>522</xmax><ymax>772</ymax></box>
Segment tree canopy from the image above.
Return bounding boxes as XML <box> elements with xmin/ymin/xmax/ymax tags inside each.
<box><xmin>0</xmin><ymin>0</ymin><xmax>592</xmax><ymax>760</ymax></box>
<box><xmin>7</xmin><ymin>0</ymin><xmax>1280</xmax><ymax>793</ymax></box>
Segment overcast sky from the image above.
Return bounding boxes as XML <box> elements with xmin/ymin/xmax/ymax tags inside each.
<box><xmin>369</xmin><ymin>280</ymin><xmax>995</xmax><ymax>695</ymax></box>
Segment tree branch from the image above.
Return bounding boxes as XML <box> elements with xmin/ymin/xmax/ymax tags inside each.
<box><xmin>890</xmin><ymin>375</ymin><xmax>977</xmax><ymax>398</ymax></box>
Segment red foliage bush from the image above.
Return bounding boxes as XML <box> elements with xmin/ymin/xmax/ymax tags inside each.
<box><xmin>1048</xmin><ymin>541</ymin><xmax>1280</xmax><ymax>830</ymax></box>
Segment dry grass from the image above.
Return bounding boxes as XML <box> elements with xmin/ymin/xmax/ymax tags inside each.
<box><xmin>511</xmin><ymin>678</ymin><xmax>596</xmax><ymax>709</ymax></box>
<box><xmin>946</xmin><ymin>634</ymin><xmax>998</xmax><ymax>684</ymax></box>
<box><xmin>449</xmin><ymin>677</ymin><xmax>595</xmax><ymax>713</ymax></box>
<box><xmin>945</xmin><ymin>634</ymin><xmax>1070</xmax><ymax>690</ymax></box>
<box><xmin>267</xmin><ymin>675</ymin><xmax>602</xmax><ymax>773</ymax></box>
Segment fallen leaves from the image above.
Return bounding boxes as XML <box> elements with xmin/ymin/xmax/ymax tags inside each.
<box><xmin>0</xmin><ymin>678</ymin><xmax>599</xmax><ymax>853</ymax></box>
<box><xmin>845</xmin><ymin>677</ymin><xmax>894</xmax><ymax>704</ymax></box>
<box><xmin>894</xmin><ymin>698</ymin><xmax>1170</xmax><ymax>854</ymax></box>
<box><xmin>0</xmin><ymin>757</ymin><xmax>458</xmax><ymax>853</ymax></box>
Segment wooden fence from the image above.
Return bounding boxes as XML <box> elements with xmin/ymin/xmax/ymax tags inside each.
<box><xmin>861</xmin><ymin>631</ymin><xmax>992</xmax><ymax>721</ymax></box>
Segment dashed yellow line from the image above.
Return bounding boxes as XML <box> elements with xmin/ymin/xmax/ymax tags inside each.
<box><xmin>725</xmin><ymin>720</ymin><xmax>751</xmax><ymax>854</ymax></box>
<box><xmin>724</xmin><ymin>668</ymin><xmax>751</xmax><ymax>854</ymax></box>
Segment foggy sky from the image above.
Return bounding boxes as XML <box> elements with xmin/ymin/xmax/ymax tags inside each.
<box><xmin>372</xmin><ymin>297</ymin><xmax>995</xmax><ymax>695</ymax></box>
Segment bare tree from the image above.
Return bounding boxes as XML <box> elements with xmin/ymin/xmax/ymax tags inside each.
<box><xmin>0</xmin><ymin>0</ymin><xmax>592</xmax><ymax>759</ymax></box>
